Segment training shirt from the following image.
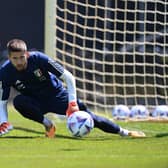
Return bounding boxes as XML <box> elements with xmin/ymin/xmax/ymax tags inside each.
<box><xmin>0</xmin><ymin>51</ymin><xmax>70</xmax><ymax>101</ymax></box>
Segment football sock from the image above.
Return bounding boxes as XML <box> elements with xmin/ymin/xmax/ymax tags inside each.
<box><xmin>119</xmin><ymin>127</ymin><xmax>129</xmax><ymax>136</ymax></box>
<box><xmin>43</xmin><ymin>117</ymin><xmax>53</xmax><ymax>127</ymax></box>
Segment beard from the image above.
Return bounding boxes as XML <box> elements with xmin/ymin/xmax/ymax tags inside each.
<box><xmin>15</xmin><ymin>62</ymin><xmax>27</xmax><ymax>71</ymax></box>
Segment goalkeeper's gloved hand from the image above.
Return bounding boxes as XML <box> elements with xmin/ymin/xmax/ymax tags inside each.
<box><xmin>0</xmin><ymin>122</ymin><xmax>13</xmax><ymax>136</ymax></box>
<box><xmin>66</xmin><ymin>101</ymin><xmax>79</xmax><ymax>117</ymax></box>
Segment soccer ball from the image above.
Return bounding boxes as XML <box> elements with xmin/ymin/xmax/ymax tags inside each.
<box><xmin>130</xmin><ymin>105</ymin><xmax>149</xmax><ymax>118</ymax></box>
<box><xmin>67</xmin><ymin>111</ymin><xmax>94</xmax><ymax>137</ymax></box>
<box><xmin>151</xmin><ymin>105</ymin><xmax>168</xmax><ymax>118</ymax></box>
<box><xmin>112</xmin><ymin>105</ymin><xmax>130</xmax><ymax>120</ymax></box>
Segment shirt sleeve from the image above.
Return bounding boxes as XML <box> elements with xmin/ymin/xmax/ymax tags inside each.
<box><xmin>36</xmin><ymin>52</ymin><xmax>64</xmax><ymax>77</ymax></box>
<box><xmin>36</xmin><ymin>52</ymin><xmax>77</xmax><ymax>102</ymax></box>
<box><xmin>0</xmin><ymin>71</ymin><xmax>10</xmax><ymax>101</ymax></box>
<box><xmin>59</xmin><ymin>69</ymin><xmax>77</xmax><ymax>102</ymax></box>
<box><xmin>0</xmin><ymin>71</ymin><xmax>10</xmax><ymax>123</ymax></box>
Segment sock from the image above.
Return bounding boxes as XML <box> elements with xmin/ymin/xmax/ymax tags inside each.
<box><xmin>43</xmin><ymin>117</ymin><xmax>52</xmax><ymax>127</ymax></box>
<box><xmin>119</xmin><ymin>127</ymin><xmax>129</xmax><ymax>136</ymax></box>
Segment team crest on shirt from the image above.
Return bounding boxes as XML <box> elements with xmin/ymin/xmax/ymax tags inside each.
<box><xmin>33</xmin><ymin>69</ymin><xmax>46</xmax><ymax>81</ymax></box>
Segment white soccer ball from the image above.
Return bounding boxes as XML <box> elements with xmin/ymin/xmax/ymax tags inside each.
<box><xmin>152</xmin><ymin>105</ymin><xmax>168</xmax><ymax>118</ymax></box>
<box><xmin>112</xmin><ymin>105</ymin><xmax>130</xmax><ymax>120</ymax></box>
<box><xmin>67</xmin><ymin>111</ymin><xmax>94</xmax><ymax>137</ymax></box>
<box><xmin>130</xmin><ymin>105</ymin><xmax>149</xmax><ymax>118</ymax></box>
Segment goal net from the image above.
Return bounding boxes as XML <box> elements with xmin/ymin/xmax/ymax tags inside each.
<box><xmin>45</xmin><ymin>0</ymin><xmax>168</xmax><ymax>116</ymax></box>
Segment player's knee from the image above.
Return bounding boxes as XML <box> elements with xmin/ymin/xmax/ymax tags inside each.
<box><xmin>13</xmin><ymin>95</ymin><xmax>24</xmax><ymax>109</ymax></box>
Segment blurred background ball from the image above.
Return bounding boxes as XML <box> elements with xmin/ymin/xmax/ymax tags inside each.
<box><xmin>130</xmin><ymin>105</ymin><xmax>149</xmax><ymax>119</ymax></box>
<box><xmin>112</xmin><ymin>105</ymin><xmax>130</xmax><ymax>120</ymax></box>
<box><xmin>151</xmin><ymin>105</ymin><xmax>168</xmax><ymax>118</ymax></box>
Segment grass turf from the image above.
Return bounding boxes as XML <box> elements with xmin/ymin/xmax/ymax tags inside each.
<box><xmin>1</xmin><ymin>107</ymin><xmax>168</xmax><ymax>168</ymax></box>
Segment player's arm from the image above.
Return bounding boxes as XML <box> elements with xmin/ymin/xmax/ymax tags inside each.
<box><xmin>0</xmin><ymin>79</ymin><xmax>13</xmax><ymax>135</ymax></box>
<box><xmin>0</xmin><ymin>99</ymin><xmax>8</xmax><ymax>123</ymax></box>
<box><xmin>59</xmin><ymin>69</ymin><xmax>79</xmax><ymax>116</ymax></box>
<box><xmin>0</xmin><ymin>79</ymin><xmax>9</xmax><ymax>123</ymax></box>
<box><xmin>48</xmin><ymin>58</ymin><xmax>80</xmax><ymax>116</ymax></box>
<box><xmin>37</xmin><ymin>52</ymin><xmax>79</xmax><ymax>116</ymax></box>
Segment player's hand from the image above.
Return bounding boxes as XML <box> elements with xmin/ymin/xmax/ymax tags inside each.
<box><xmin>66</xmin><ymin>101</ymin><xmax>79</xmax><ymax>117</ymax></box>
<box><xmin>0</xmin><ymin>122</ymin><xmax>13</xmax><ymax>136</ymax></box>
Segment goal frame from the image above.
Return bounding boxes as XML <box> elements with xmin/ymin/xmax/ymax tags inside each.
<box><xmin>44</xmin><ymin>0</ymin><xmax>168</xmax><ymax>116</ymax></box>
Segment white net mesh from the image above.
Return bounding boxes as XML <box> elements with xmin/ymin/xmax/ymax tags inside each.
<box><xmin>52</xmin><ymin>0</ymin><xmax>168</xmax><ymax>115</ymax></box>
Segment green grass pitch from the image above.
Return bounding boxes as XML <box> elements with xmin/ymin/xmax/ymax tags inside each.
<box><xmin>1</xmin><ymin>106</ymin><xmax>168</xmax><ymax>168</ymax></box>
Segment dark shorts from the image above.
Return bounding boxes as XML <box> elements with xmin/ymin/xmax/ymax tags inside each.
<box><xmin>13</xmin><ymin>90</ymin><xmax>69</xmax><ymax>116</ymax></box>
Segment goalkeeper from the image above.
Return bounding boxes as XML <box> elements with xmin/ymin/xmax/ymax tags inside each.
<box><xmin>0</xmin><ymin>39</ymin><xmax>146</xmax><ymax>138</ymax></box>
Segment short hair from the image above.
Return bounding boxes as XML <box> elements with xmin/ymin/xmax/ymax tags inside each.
<box><xmin>7</xmin><ymin>39</ymin><xmax>27</xmax><ymax>54</ymax></box>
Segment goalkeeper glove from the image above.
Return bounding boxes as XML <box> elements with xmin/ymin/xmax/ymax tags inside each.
<box><xmin>0</xmin><ymin>122</ymin><xmax>13</xmax><ymax>136</ymax></box>
<box><xmin>66</xmin><ymin>101</ymin><xmax>79</xmax><ymax>117</ymax></box>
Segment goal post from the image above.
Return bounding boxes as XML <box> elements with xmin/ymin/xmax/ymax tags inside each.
<box><xmin>45</xmin><ymin>0</ymin><xmax>168</xmax><ymax>116</ymax></box>
<box><xmin>44</xmin><ymin>0</ymin><xmax>55</xmax><ymax>58</ymax></box>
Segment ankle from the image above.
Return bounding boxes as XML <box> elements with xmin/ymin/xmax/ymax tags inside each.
<box><xmin>119</xmin><ymin>128</ymin><xmax>129</xmax><ymax>136</ymax></box>
<box><xmin>43</xmin><ymin>117</ymin><xmax>53</xmax><ymax>128</ymax></box>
